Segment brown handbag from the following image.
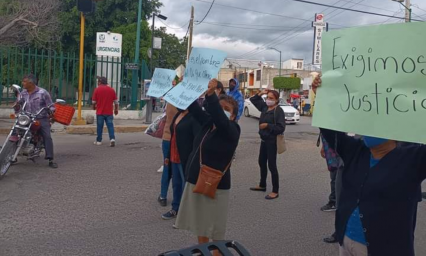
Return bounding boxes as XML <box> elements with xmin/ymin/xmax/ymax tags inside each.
<box><xmin>193</xmin><ymin>130</ymin><xmax>233</xmax><ymax>199</ymax></box>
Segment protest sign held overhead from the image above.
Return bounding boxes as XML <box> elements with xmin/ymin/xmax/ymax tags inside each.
<box><xmin>146</xmin><ymin>68</ymin><xmax>177</xmax><ymax>98</ymax></box>
<box><xmin>312</xmin><ymin>22</ymin><xmax>426</xmax><ymax>143</ymax></box>
<box><xmin>164</xmin><ymin>48</ymin><xmax>227</xmax><ymax>110</ymax></box>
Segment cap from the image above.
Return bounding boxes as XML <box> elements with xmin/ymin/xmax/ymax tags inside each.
<box><xmin>97</xmin><ymin>76</ymin><xmax>107</xmax><ymax>84</ymax></box>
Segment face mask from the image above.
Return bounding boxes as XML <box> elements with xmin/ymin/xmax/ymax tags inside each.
<box><xmin>266</xmin><ymin>99</ymin><xmax>276</xmax><ymax>107</ymax></box>
<box><xmin>224</xmin><ymin>110</ymin><xmax>232</xmax><ymax>120</ymax></box>
<box><xmin>363</xmin><ymin>136</ymin><xmax>388</xmax><ymax>148</ymax></box>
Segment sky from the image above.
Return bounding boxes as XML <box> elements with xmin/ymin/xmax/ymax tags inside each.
<box><xmin>152</xmin><ymin>0</ymin><xmax>426</xmax><ymax>66</ymax></box>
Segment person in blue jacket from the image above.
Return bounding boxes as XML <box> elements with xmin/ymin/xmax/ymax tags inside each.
<box><xmin>227</xmin><ymin>78</ymin><xmax>244</xmax><ymax>122</ymax></box>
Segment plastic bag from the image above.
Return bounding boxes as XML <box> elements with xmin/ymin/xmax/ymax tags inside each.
<box><xmin>320</xmin><ymin>135</ymin><xmax>340</xmax><ymax>172</ymax></box>
<box><xmin>145</xmin><ymin>112</ymin><xmax>166</xmax><ymax>139</ymax></box>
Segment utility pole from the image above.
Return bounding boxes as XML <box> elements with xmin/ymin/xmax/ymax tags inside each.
<box><xmin>391</xmin><ymin>0</ymin><xmax>411</xmax><ymax>22</ymax></box>
<box><xmin>73</xmin><ymin>12</ymin><xmax>86</xmax><ymax>125</ymax></box>
<box><xmin>131</xmin><ymin>0</ymin><xmax>143</xmax><ymax>110</ymax></box>
<box><xmin>405</xmin><ymin>0</ymin><xmax>411</xmax><ymax>23</ymax></box>
<box><xmin>187</xmin><ymin>6</ymin><xmax>194</xmax><ymax>60</ymax></box>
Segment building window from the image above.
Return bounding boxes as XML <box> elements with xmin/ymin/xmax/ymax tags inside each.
<box><xmin>297</xmin><ymin>62</ymin><xmax>303</xmax><ymax>69</ymax></box>
<box><xmin>256</xmin><ymin>70</ymin><xmax>261</xmax><ymax>81</ymax></box>
<box><xmin>238</xmin><ymin>73</ymin><xmax>244</xmax><ymax>82</ymax></box>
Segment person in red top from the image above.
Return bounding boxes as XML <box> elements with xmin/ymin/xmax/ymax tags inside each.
<box><xmin>92</xmin><ymin>76</ymin><xmax>119</xmax><ymax>147</ymax></box>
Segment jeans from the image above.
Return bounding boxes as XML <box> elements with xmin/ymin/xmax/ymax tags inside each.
<box><xmin>160</xmin><ymin>140</ymin><xmax>172</xmax><ymax>199</ymax></box>
<box><xmin>329</xmin><ymin>169</ymin><xmax>338</xmax><ymax>205</ymax></box>
<box><xmin>171</xmin><ymin>162</ymin><xmax>185</xmax><ymax>212</ymax></box>
<box><xmin>96</xmin><ymin>115</ymin><xmax>115</xmax><ymax>142</ymax></box>
<box><xmin>38</xmin><ymin>118</ymin><xmax>54</xmax><ymax>160</ymax></box>
<box><xmin>258</xmin><ymin>141</ymin><xmax>279</xmax><ymax>194</ymax></box>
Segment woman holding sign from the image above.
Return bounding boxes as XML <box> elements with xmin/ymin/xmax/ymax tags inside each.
<box><xmin>175</xmin><ymin>79</ymin><xmax>240</xmax><ymax>249</ymax></box>
<box><xmin>249</xmin><ymin>89</ymin><xmax>285</xmax><ymax>200</ymax></box>
<box><xmin>312</xmin><ymin>76</ymin><xmax>426</xmax><ymax>256</ymax></box>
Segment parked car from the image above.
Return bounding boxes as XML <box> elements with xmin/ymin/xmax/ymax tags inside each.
<box><xmin>244</xmin><ymin>96</ymin><xmax>300</xmax><ymax>124</ymax></box>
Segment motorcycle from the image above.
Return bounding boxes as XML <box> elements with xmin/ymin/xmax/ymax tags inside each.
<box><xmin>0</xmin><ymin>84</ymin><xmax>66</xmax><ymax>180</ymax></box>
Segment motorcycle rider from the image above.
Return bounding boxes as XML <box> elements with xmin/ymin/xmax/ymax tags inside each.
<box><xmin>18</xmin><ymin>74</ymin><xmax>58</xmax><ymax>168</ymax></box>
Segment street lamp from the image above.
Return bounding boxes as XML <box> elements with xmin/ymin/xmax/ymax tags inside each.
<box><xmin>391</xmin><ymin>0</ymin><xmax>411</xmax><ymax>22</ymax></box>
<box><xmin>151</xmin><ymin>14</ymin><xmax>168</xmax><ymax>76</ymax></box>
<box><xmin>145</xmin><ymin>13</ymin><xmax>168</xmax><ymax>124</ymax></box>
<box><xmin>269</xmin><ymin>47</ymin><xmax>282</xmax><ymax>77</ymax></box>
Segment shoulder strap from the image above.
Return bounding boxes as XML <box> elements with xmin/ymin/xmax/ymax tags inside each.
<box><xmin>199</xmin><ymin>129</ymin><xmax>211</xmax><ymax>166</ymax></box>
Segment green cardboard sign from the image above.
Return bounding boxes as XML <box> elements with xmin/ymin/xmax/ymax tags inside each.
<box><xmin>312</xmin><ymin>22</ymin><xmax>426</xmax><ymax>143</ymax></box>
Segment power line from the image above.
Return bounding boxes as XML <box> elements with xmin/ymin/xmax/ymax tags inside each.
<box><xmin>195</xmin><ymin>0</ymin><xmax>216</xmax><ymax>25</ymax></box>
<box><xmin>194</xmin><ymin>0</ymin><xmax>344</xmax><ymax>27</ymax></box>
<box><xmin>201</xmin><ymin>22</ymin><xmax>314</xmax><ymax>31</ymax></box>
<box><xmin>413</xmin><ymin>4</ymin><xmax>426</xmax><ymax>14</ymax></box>
<box><xmin>236</xmin><ymin>0</ymin><xmax>349</xmax><ymax>59</ymax></box>
<box><xmin>184</xmin><ymin>23</ymin><xmax>191</xmax><ymax>38</ymax></box>
<box><xmin>332</xmin><ymin>0</ymin><xmax>397</xmax><ymax>13</ymax></box>
<box><xmin>291</xmin><ymin>0</ymin><xmax>423</xmax><ymax>22</ymax></box>
<box><xmin>200</xmin><ymin>21</ymin><xmax>336</xmax><ymax>28</ymax></box>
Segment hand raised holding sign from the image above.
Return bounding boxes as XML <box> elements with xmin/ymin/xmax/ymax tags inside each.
<box><xmin>312</xmin><ymin>75</ymin><xmax>322</xmax><ymax>94</ymax></box>
<box><xmin>206</xmin><ymin>79</ymin><xmax>218</xmax><ymax>96</ymax></box>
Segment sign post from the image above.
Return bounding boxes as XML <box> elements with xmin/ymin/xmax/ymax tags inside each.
<box><xmin>312</xmin><ymin>13</ymin><xmax>328</xmax><ymax>66</ymax></box>
<box><xmin>96</xmin><ymin>32</ymin><xmax>123</xmax><ymax>100</ymax></box>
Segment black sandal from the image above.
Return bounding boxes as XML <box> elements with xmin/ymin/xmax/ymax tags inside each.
<box><xmin>265</xmin><ymin>194</ymin><xmax>279</xmax><ymax>200</ymax></box>
<box><xmin>250</xmin><ymin>186</ymin><xmax>266</xmax><ymax>192</ymax></box>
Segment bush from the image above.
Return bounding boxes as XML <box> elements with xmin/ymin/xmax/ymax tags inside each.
<box><xmin>273</xmin><ymin>77</ymin><xmax>301</xmax><ymax>90</ymax></box>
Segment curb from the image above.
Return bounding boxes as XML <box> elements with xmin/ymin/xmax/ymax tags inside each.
<box><xmin>66</xmin><ymin>125</ymin><xmax>148</xmax><ymax>135</ymax></box>
<box><xmin>0</xmin><ymin>126</ymin><xmax>148</xmax><ymax>135</ymax></box>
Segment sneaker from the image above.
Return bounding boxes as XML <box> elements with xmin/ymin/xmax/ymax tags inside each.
<box><xmin>110</xmin><ymin>139</ymin><xmax>115</xmax><ymax>147</ymax></box>
<box><xmin>48</xmin><ymin>161</ymin><xmax>58</xmax><ymax>169</ymax></box>
<box><xmin>321</xmin><ymin>202</ymin><xmax>336</xmax><ymax>212</ymax></box>
<box><xmin>323</xmin><ymin>233</ymin><xmax>338</xmax><ymax>244</ymax></box>
<box><xmin>158</xmin><ymin>196</ymin><xmax>167</xmax><ymax>207</ymax></box>
<box><xmin>157</xmin><ymin>166</ymin><xmax>164</xmax><ymax>173</ymax></box>
<box><xmin>94</xmin><ymin>141</ymin><xmax>102</xmax><ymax>146</ymax></box>
<box><xmin>162</xmin><ymin>210</ymin><xmax>177</xmax><ymax>220</ymax></box>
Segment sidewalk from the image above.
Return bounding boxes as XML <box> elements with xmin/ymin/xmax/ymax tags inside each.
<box><xmin>0</xmin><ymin>112</ymin><xmax>162</xmax><ymax>135</ymax></box>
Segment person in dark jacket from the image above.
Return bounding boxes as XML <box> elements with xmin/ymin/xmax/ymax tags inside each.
<box><xmin>312</xmin><ymin>76</ymin><xmax>426</xmax><ymax>256</ymax></box>
<box><xmin>161</xmin><ymin>106</ymin><xmax>201</xmax><ymax>220</ymax></box>
<box><xmin>175</xmin><ymin>79</ymin><xmax>240</xmax><ymax>250</ymax></box>
<box><xmin>249</xmin><ymin>89</ymin><xmax>285</xmax><ymax>200</ymax></box>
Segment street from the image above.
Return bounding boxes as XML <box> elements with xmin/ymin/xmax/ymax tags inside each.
<box><xmin>0</xmin><ymin>116</ymin><xmax>425</xmax><ymax>256</ymax></box>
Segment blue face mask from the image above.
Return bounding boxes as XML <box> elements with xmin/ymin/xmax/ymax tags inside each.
<box><xmin>363</xmin><ymin>136</ymin><xmax>388</xmax><ymax>148</ymax></box>
<box><xmin>224</xmin><ymin>110</ymin><xmax>232</xmax><ymax>120</ymax></box>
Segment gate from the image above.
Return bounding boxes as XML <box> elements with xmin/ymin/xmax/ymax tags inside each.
<box><xmin>0</xmin><ymin>47</ymin><xmax>151</xmax><ymax>108</ymax></box>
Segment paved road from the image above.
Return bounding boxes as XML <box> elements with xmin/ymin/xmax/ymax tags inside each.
<box><xmin>0</xmin><ymin>116</ymin><xmax>425</xmax><ymax>256</ymax></box>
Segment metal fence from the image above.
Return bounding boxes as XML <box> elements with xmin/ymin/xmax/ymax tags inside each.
<box><xmin>0</xmin><ymin>47</ymin><xmax>151</xmax><ymax>108</ymax></box>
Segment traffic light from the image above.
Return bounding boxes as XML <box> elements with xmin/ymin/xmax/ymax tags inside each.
<box><xmin>77</xmin><ymin>0</ymin><xmax>95</xmax><ymax>13</ymax></box>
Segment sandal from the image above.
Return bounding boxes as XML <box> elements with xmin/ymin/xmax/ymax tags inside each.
<box><xmin>250</xmin><ymin>186</ymin><xmax>266</xmax><ymax>192</ymax></box>
<box><xmin>265</xmin><ymin>193</ymin><xmax>279</xmax><ymax>200</ymax></box>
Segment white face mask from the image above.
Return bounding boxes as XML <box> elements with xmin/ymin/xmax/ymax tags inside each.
<box><xmin>266</xmin><ymin>99</ymin><xmax>276</xmax><ymax>107</ymax></box>
<box><xmin>224</xmin><ymin>110</ymin><xmax>232</xmax><ymax>120</ymax></box>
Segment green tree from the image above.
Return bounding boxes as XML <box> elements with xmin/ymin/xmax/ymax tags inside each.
<box><xmin>151</xmin><ymin>27</ymin><xmax>188</xmax><ymax>70</ymax></box>
<box><xmin>273</xmin><ymin>77</ymin><xmax>301</xmax><ymax>90</ymax></box>
<box><xmin>59</xmin><ymin>0</ymin><xmax>163</xmax><ymax>54</ymax></box>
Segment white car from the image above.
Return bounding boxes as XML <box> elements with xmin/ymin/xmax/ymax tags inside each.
<box><xmin>244</xmin><ymin>97</ymin><xmax>300</xmax><ymax>124</ymax></box>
